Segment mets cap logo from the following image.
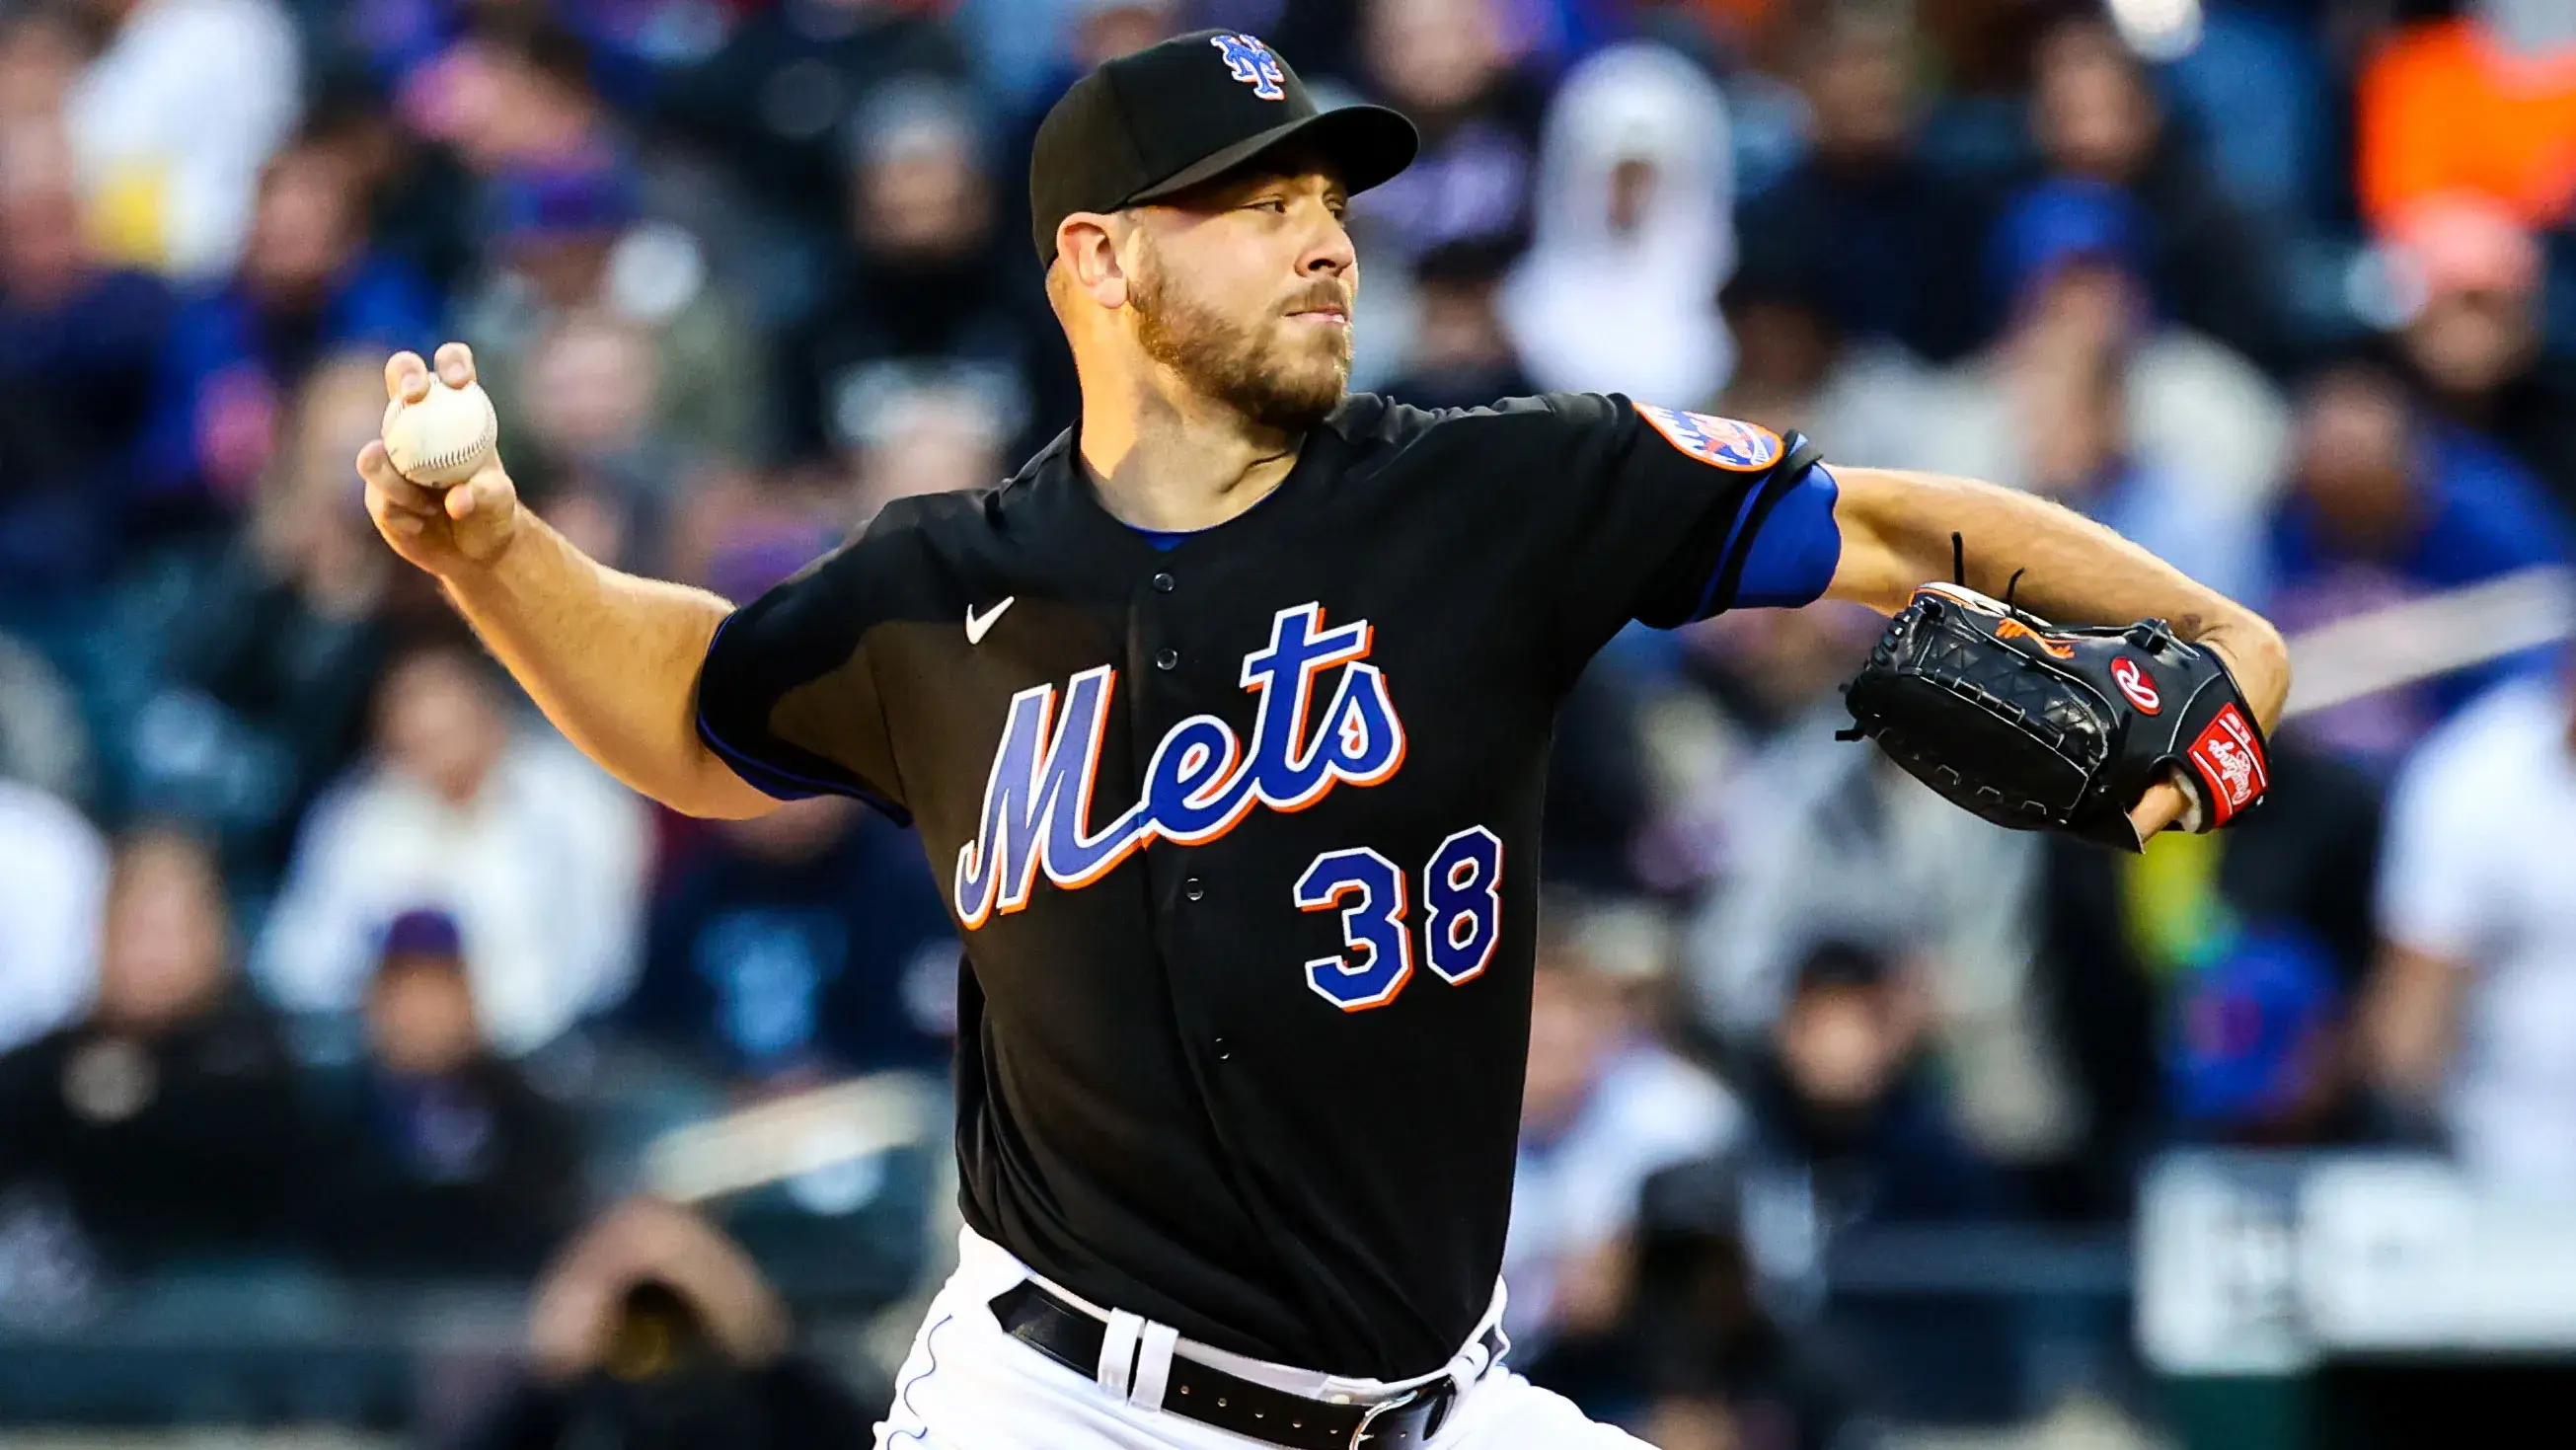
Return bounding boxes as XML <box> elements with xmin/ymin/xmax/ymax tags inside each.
<box><xmin>1635</xmin><ymin>404</ymin><xmax>1785</xmax><ymax>472</ymax></box>
<box><xmin>1212</xmin><ymin>34</ymin><xmax>1288</xmax><ymax>101</ymax></box>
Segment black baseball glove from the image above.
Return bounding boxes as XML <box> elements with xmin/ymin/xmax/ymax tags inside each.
<box><xmin>1837</xmin><ymin>580</ymin><xmax>2272</xmax><ymax>851</ymax></box>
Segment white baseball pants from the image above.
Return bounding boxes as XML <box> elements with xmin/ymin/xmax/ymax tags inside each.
<box><xmin>871</xmin><ymin>1228</ymin><xmax>1652</xmax><ymax>1449</ymax></box>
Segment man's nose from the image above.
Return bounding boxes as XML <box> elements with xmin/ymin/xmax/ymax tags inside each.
<box><xmin>1302</xmin><ymin>213</ymin><xmax>1355</xmax><ymax>276</ymax></box>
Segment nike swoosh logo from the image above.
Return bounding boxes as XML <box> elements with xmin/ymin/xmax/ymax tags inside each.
<box><xmin>965</xmin><ymin>596</ymin><xmax>1016</xmax><ymax>645</ymax></box>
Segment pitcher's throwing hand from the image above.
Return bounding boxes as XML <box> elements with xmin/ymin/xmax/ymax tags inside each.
<box><xmin>357</xmin><ymin>343</ymin><xmax>522</xmax><ymax>574</ymax></box>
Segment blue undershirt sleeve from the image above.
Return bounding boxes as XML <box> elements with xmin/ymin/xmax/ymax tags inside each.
<box><xmin>1706</xmin><ymin>461</ymin><xmax>1845</xmax><ymax>614</ymax></box>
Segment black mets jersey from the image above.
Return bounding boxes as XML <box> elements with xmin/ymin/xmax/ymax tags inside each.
<box><xmin>693</xmin><ymin>391</ymin><xmax>1843</xmax><ymax>1378</ymax></box>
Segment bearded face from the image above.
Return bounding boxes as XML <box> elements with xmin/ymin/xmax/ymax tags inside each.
<box><xmin>1127</xmin><ymin>230</ymin><xmax>1352</xmax><ymax>432</ymax></box>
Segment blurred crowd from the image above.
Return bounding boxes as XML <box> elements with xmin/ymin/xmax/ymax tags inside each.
<box><xmin>5</xmin><ymin>0</ymin><xmax>2576</xmax><ymax>1443</ymax></box>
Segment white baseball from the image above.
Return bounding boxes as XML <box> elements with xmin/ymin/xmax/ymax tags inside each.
<box><xmin>381</xmin><ymin>378</ymin><xmax>499</xmax><ymax>487</ymax></box>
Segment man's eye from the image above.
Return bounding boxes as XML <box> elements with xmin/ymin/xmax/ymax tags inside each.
<box><xmin>1247</xmin><ymin>198</ymin><xmax>1288</xmax><ymax>214</ymax></box>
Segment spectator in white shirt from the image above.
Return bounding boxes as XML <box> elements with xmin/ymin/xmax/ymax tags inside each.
<box><xmin>2364</xmin><ymin>663</ymin><xmax>2576</xmax><ymax>1185</ymax></box>
<box><xmin>1505</xmin><ymin>929</ymin><xmax>1739</xmax><ymax>1362</ymax></box>
<box><xmin>0</xmin><ymin>780</ymin><xmax>109</xmax><ymax>1053</ymax></box>
<box><xmin>62</xmin><ymin>0</ymin><xmax>301</xmax><ymax>280</ymax></box>
<box><xmin>255</xmin><ymin>639</ymin><xmax>647</xmax><ymax>1055</ymax></box>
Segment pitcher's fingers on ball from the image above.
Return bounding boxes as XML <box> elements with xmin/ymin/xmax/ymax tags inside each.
<box><xmin>446</xmin><ymin>470</ymin><xmax>496</xmax><ymax>519</ymax></box>
<box><xmin>366</xmin><ymin>485</ymin><xmax>427</xmax><ymax>537</ymax></box>
<box><xmin>434</xmin><ymin>341</ymin><xmax>477</xmax><ymax>387</ymax></box>
<box><xmin>384</xmin><ymin>349</ymin><xmax>430</xmax><ymax>404</ymax></box>
<box><xmin>358</xmin><ymin>438</ymin><xmax>440</xmax><ymax>513</ymax></box>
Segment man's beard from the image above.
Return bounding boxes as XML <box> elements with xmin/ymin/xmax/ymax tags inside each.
<box><xmin>1130</xmin><ymin>248</ymin><xmax>1350</xmax><ymax>432</ymax></box>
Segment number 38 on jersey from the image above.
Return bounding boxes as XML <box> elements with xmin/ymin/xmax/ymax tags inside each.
<box><xmin>1294</xmin><ymin>827</ymin><xmax>1502</xmax><ymax>1012</ymax></box>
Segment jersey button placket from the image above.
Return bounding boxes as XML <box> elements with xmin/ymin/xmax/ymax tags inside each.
<box><xmin>1132</xmin><ymin>580</ymin><xmax>1226</xmax><ymax>1077</ymax></box>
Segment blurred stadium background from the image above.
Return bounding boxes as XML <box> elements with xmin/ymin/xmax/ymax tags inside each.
<box><xmin>2</xmin><ymin>0</ymin><xmax>2575</xmax><ymax>1445</ymax></box>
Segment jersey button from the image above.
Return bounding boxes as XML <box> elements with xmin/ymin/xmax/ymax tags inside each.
<box><xmin>1213</xmin><ymin>1036</ymin><xmax>1231</xmax><ymax>1060</ymax></box>
<box><xmin>1152</xmin><ymin>572</ymin><xmax>1176</xmax><ymax>593</ymax></box>
<box><xmin>1182</xmin><ymin>877</ymin><xmax>1205</xmax><ymax>901</ymax></box>
<box><xmin>1154</xmin><ymin>648</ymin><xmax>1180</xmax><ymax>670</ymax></box>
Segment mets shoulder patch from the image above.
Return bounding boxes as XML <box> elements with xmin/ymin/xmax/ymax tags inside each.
<box><xmin>1634</xmin><ymin>404</ymin><xmax>1786</xmax><ymax>472</ymax></box>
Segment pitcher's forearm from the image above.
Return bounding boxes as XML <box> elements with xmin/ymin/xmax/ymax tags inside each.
<box><xmin>441</xmin><ymin>512</ymin><xmax>776</xmax><ymax>817</ymax></box>
<box><xmin>1826</xmin><ymin>466</ymin><xmax>2290</xmax><ymax>727</ymax></box>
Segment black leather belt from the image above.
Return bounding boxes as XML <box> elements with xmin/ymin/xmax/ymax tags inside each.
<box><xmin>988</xmin><ymin>1278</ymin><xmax>1496</xmax><ymax>1449</ymax></box>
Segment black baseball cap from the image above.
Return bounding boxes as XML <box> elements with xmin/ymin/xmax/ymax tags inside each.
<box><xmin>1029</xmin><ymin>30</ymin><xmax>1418</xmax><ymax>265</ymax></box>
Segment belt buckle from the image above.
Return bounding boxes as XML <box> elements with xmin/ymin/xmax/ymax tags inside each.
<box><xmin>1348</xmin><ymin>1381</ymin><xmax>1437</xmax><ymax>1448</ymax></box>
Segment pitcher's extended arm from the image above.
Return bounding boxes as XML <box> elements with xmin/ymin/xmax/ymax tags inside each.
<box><xmin>357</xmin><ymin>344</ymin><xmax>778</xmax><ymax>820</ymax></box>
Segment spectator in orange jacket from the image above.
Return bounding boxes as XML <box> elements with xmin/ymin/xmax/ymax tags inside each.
<box><xmin>2357</xmin><ymin>4</ymin><xmax>2576</xmax><ymax>232</ymax></box>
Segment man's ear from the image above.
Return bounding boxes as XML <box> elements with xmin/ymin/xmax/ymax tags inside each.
<box><xmin>1057</xmin><ymin>213</ymin><xmax>1130</xmax><ymax>310</ymax></box>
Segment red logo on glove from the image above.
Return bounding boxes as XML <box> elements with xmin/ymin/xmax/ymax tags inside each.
<box><xmin>2112</xmin><ymin>656</ymin><xmax>2161</xmax><ymax>714</ymax></box>
<box><xmin>2186</xmin><ymin>705</ymin><xmax>2269</xmax><ymax>825</ymax></box>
